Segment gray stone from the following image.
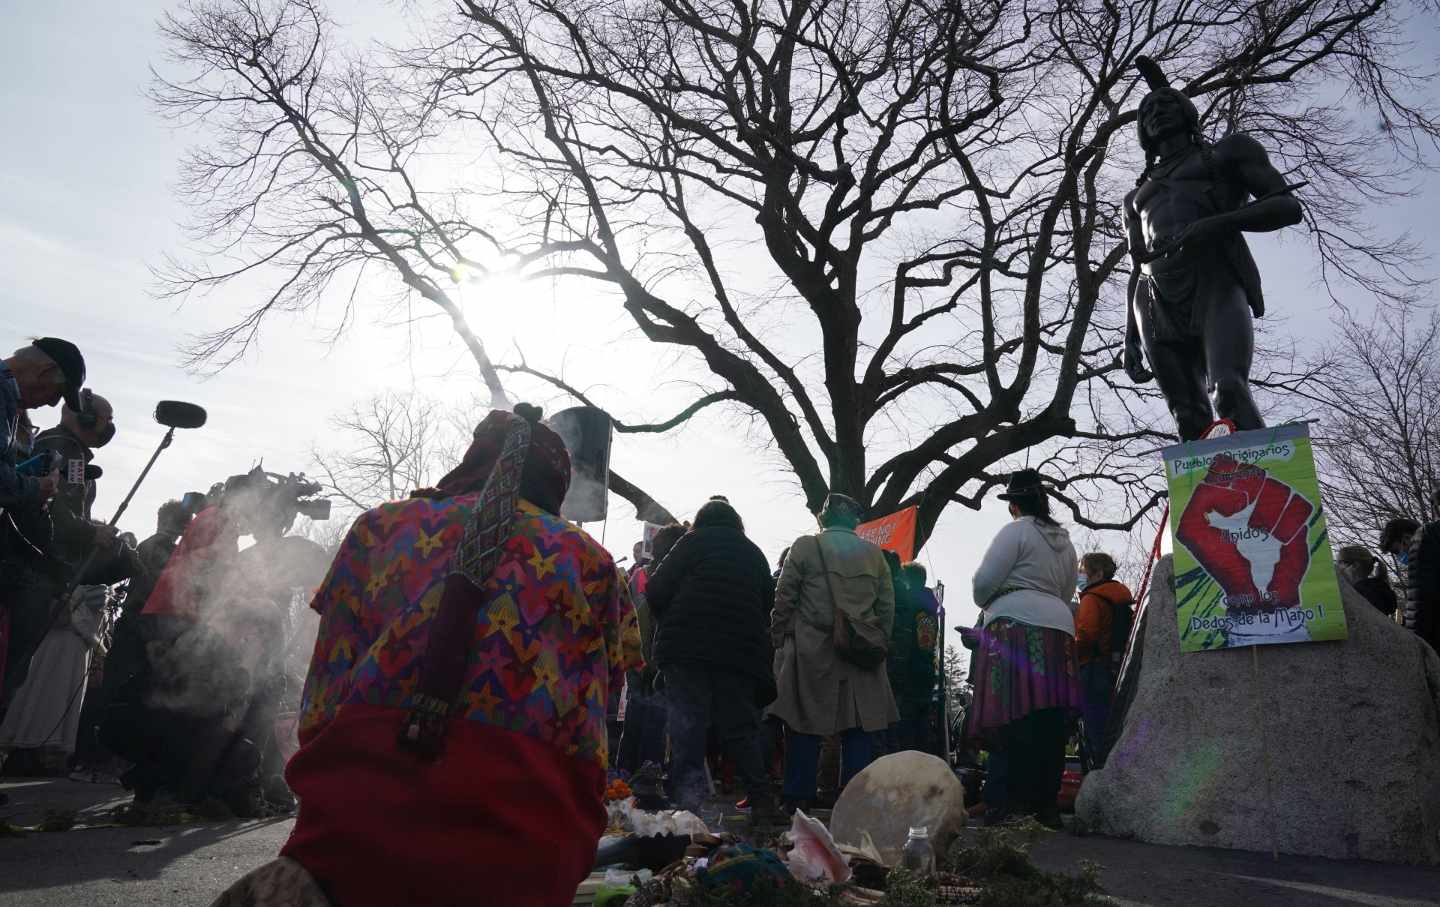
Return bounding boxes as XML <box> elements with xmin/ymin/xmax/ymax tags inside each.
<box><xmin>1078</xmin><ymin>555</ymin><xmax>1440</xmax><ymax>863</ymax></box>
<box><xmin>829</xmin><ymin>751</ymin><xmax>967</xmax><ymax>866</ymax></box>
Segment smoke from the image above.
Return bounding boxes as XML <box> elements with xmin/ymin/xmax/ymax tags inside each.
<box><xmin>661</xmin><ymin>691</ymin><xmax>713</xmax><ymax>809</ymax></box>
<box><xmin>548</xmin><ymin>407</ymin><xmax>613</xmax><ymax>524</ymax></box>
<box><xmin>143</xmin><ymin>531</ymin><xmax>331</xmax><ymax>722</ymax></box>
<box><xmin>562</xmin><ymin>471</ymin><xmax>610</xmax><ymax>526</ymax></box>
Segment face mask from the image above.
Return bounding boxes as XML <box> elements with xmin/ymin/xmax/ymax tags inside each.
<box><xmin>1077</xmin><ymin>572</ymin><xmax>1090</xmax><ymax>590</ymax></box>
<box><xmin>1396</xmin><ymin>551</ymin><xmax>1410</xmax><ymax>568</ymax></box>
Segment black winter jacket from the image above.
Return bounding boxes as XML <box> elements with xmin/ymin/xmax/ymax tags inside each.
<box><xmin>1403</xmin><ymin>523</ymin><xmax>1440</xmax><ymax>653</ymax></box>
<box><xmin>647</xmin><ymin>526</ymin><xmax>775</xmax><ymax>683</ymax></box>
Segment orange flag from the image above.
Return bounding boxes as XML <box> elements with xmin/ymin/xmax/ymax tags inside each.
<box><xmin>855</xmin><ymin>505</ymin><xmax>919</xmax><ymax>561</ymax></box>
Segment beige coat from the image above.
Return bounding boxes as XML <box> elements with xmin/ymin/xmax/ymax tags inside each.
<box><xmin>768</xmin><ymin>528</ymin><xmax>899</xmax><ymax>735</ymax></box>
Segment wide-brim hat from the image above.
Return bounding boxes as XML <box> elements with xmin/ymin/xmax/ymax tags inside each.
<box><xmin>997</xmin><ymin>468</ymin><xmax>1047</xmax><ymax>501</ymax></box>
<box><xmin>31</xmin><ymin>337</ymin><xmax>86</xmax><ymax>411</ymax></box>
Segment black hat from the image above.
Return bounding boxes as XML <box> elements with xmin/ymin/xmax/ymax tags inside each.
<box><xmin>997</xmin><ymin>468</ymin><xmax>1047</xmax><ymax>501</ymax></box>
<box><xmin>30</xmin><ymin>337</ymin><xmax>86</xmax><ymax>411</ymax></box>
<box><xmin>819</xmin><ymin>492</ymin><xmax>864</xmax><ymax>525</ymax></box>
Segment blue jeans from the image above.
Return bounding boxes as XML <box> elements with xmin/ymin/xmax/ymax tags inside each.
<box><xmin>983</xmin><ymin>748</ymin><xmax>1009</xmax><ymax>813</ymax></box>
<box><xmin>784</xmin><ymin>728</ymin><xmax>878</xmax><ymax>802</ymax></box>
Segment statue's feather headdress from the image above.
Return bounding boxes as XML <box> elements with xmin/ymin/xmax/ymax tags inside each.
<box><xmin>1135</xmin><ymin>55</ymin><xmax>1170</xmax><ymax>91</ymax></box>
<box><xmin>1134</xmin><ymin>54</ymin><xmax>1198</xmax><ymax>156</ymax></box>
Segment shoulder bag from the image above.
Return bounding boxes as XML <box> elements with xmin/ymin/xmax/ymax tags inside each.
<box><xmin>813</xmin><ymin>534</ymin><xmax>888</xmax><ymax>669</ymax></box>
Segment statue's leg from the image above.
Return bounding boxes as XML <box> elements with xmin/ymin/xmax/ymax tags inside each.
<box><xmin>1137</xmin><ymin>294</ymin><xmax>1213</xmax><ymax>440</ymax></box>
<box><xmin>1154</xmin><ymin>349</ymin><xmax>1213</xmax><ymax>441</ymax></box>
<box><xmin>1203</xmin><ymin>286</ymin><xmax>1263</xmax><ymax>431</ymax></box>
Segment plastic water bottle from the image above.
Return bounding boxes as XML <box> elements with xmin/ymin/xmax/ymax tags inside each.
<box><xmin>900</xmin><ymin>826</ymin><xmax>935</xmax><ymax>877</ymax></box>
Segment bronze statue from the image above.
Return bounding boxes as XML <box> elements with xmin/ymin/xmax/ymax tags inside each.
<box><xmin>1123</xmin><ymin>56</ymin><xmax>1304</xmax><ymax>441</ymax></box>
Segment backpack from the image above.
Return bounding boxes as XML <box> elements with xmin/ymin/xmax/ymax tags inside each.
<box><xmin>1109</xmin><ymin>596</ymin><xmax>1135</xmax><ymax>665</ymax></box>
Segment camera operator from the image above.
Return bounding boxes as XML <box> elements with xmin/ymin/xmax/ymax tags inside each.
<box><xmin>108</xmin><ymin>469</ymin><xmax>328</xmax><ymax>817</ymax></box>
<box><xmin>226</xmin><ymin>473</ymin><xmax>330</xmax><ymax>811</ymax></box>
<box><xmin>106</xmin><ymin>476</ymin><xmax>247</xmax><ymax>807</ymax></box>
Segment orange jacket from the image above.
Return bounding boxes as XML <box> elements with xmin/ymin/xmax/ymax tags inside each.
<box><xmin>1075</xmin><ymin>579</ymin><xmax>1134</xmax><ymax>665</ymax></box>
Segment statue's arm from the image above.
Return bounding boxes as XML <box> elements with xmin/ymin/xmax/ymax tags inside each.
<box><xmin>1215</xmin><ymin>133</ymin><xmax>1304</xmax><ymax>233</ymax></box>
<box><xmin>1124</xmin><ymin>195</ymin><xmax>1144</xmax><ymax>343</ymax></box>
<box><xmin>1122</xmin><ymin>191</ymin><xmax>1153</xmax><ymax>384</ymax></box>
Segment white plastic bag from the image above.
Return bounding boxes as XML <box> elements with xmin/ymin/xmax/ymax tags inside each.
<box><xmin>608</xmin><ymin>799</ymin><xmax>710</xmax><ymax>837</ymax></box>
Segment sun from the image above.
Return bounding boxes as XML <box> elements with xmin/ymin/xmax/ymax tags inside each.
<box><xmin>449</xmin><ymin>263</ymin><xmax>552</xmax><ymax>349</ymax></box>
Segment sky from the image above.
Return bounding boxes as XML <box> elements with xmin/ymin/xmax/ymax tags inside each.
<box><xmin>2</xmin><ymin>2</ymin><xmax>1437</xmax><ymax>637</ymax></box>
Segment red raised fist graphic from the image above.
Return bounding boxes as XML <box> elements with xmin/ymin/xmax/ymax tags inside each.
<box><xmin>1175</xmin><ymin>454</ymin><xmax>1313</xmax><ymax>611</ymax></box>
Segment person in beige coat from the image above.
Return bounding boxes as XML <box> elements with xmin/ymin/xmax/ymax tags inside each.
<box><xmin>769</xmin><ymin>494</ymin><xmax>898</xmax><ymax>808</ymax></box>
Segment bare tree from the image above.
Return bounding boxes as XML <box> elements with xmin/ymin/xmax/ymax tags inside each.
<box><xmin>1305</xmin><ymin>304</ymin><xmax>1440</xmax><ymax>544</ymax></box>
<box><xmin>425</xmin><ymin>0</ymin><xmax>1437</xmax><ymax>545</ymax></box>
<box><xmin>160</xmin><ymin>0</ymin><xmax>1439</xmax><ymax>548</ymax></box>
<box><xmin>291</xmin><ymin>514</ymin><xmax>350</xmax><ymax>555</ymax></box>
<box><xmin>154</xmin><ymin>0</ymin><xmax>676</xmax><ymax>524</ymax></box>
<box><xmin>310</xmin><ymin>392</ymin><xmax>458</xmax><ymax>513</ymax></box>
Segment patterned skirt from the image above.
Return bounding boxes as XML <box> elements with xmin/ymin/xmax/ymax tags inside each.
<box><xmin>962</xmin><ymin>619</ymin><xmax>1081</xmax><ymax>745</ymax></box>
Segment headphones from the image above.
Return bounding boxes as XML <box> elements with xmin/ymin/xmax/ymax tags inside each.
<box><xmin>75</xmin><ymin>388</ymin><xmax>116</xmax><ymax>447</ymax></box>
<box><xmin>76</xmin><ymin>388</ymin><xmax>97</xmax><ymax>428</ymax></box>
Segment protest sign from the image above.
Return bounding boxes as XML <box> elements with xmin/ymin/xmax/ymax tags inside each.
<box><xmin>856</xmin><ymin>506</ymin><xmax>918</xmax><ymax>561</ymax></box>
<box><xmin>1163</xmin><ymin>423</ymin><xmax>1346</xmax><ymax>652</ymax></box>
<box><xmin>640</xmin><ymin>522</ymin><xmax>665</xmax><ymax>559</ymax></box>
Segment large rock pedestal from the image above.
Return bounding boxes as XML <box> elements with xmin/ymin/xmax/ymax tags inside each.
<box><xmin>1077</xmin><ymin>556</ymin><xmax>1440</xmax><ymax>863</ymax></box>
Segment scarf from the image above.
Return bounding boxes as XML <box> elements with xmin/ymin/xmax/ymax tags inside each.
<box><xmin>398</xmin><ymin>405</ymin><xmax>571</xmax><ymax>758</ymax></box>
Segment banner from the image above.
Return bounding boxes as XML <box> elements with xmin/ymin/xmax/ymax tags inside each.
<box><xmin>640</xmin><ymin>522</ymin><xmax>665</xmax><ymax>559</ymax></box>
<box><xmin>548</xmin><ymin>406</ymin><xmax>613</xmax><ymax>523</ymax></box>
<box><xmin>1163</xmin><ymin>423</ymin><xmax>1346</xmax><ymax>652</ymax></box>
<box><xmin>856</xmin><ymin>505</ymin><xmax>918</xmax><ymax>562</ymax></box>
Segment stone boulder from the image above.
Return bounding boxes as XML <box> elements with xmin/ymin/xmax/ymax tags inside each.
<box><xmin>829</xmin><ymin>751</ymin><xmax>967</xmax><ymax>865</ymax></box>
<box><xmin>1078</xmin><ymin>555</ymin><xmax>1440</xmax><ymax>863</ymax></box>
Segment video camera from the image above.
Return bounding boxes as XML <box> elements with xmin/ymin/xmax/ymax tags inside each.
<box><xmin>214</xmin><ymin>467</ymin><xmax>332</xmax><ymax>535</ymax></box>
<box><xmin>274</xmin><ymin>472</ymin><xmax>332</xmax><ymax>523</ymax></box>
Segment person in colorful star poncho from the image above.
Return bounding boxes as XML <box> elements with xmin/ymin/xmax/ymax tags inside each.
<box><xmin>214</xmin><ymin>404</ymin><xmax>640</xmax><ymax>907</ymax></box>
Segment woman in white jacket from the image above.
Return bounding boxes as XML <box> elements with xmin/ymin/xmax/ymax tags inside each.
<box><xmin>963</xmin><ymin>469</ymin><xmax>1081</xmax><ymax>828</ymax></box>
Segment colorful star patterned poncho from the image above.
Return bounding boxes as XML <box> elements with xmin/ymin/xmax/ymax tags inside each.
<box><xmin>280</xmin><ymin>493</ymin><xmax>640</xmax><ymax>907</ymax></box>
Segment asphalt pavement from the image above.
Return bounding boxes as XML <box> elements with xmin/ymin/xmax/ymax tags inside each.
<box><xmin>0</xmin><ymin>778</ymin><xmax>291</xmax><ymax>906</ymax></box>
<box><xmin>4</xmin><ymin>778</ymin><xmax>1440</xmax><ymax>906</ymax></box>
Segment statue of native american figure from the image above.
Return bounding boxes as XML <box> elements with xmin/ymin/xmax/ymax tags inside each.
<box><xmin>1123</xmin><ymin>56</ymin><xmax>1304</xmax><ymax>441</ymax></box>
